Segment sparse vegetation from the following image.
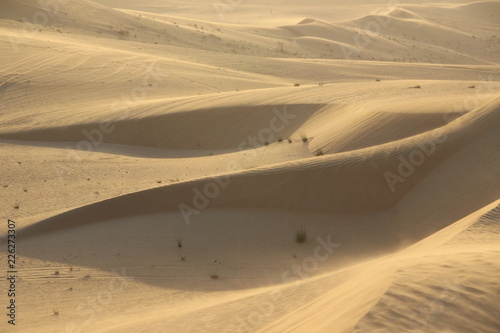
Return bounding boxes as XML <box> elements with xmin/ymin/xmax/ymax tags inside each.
<box><xmin>294</xmin><ymin>83</ymin><xmax>301</xmax><ymax>87</ymax></box>
<box><xmin>118</xmin><ymin>29</ymin><xmax>130</xmax><ymax>37</ymax></box>
<box><xmin>277</xmin><ymin>41</ymin><xmax>285</xmax><ymax>52</ymax></box>
<box><xmin>13</xmin><ymin>204</ymin><xmax>19</xmax><ymax>210</ymax></box>
<box><xmin>264</xmin><ymin>141</ymin><xmax>269</xmax><ymax>146</ymax></box>
<box><xmin>409</xmin><ymin>85</ymin><xmax>421</xmax><ymax>89</ymax></box>
<box><xmin>287</xmin><ymin>138</ymin><xmax>292</xmax><ymax>144</ymax></box>
<box><xmin>210</xmin><ymin>271</ymin><xmax>219</xmax><ymax>279</ymax></box>
<box><xmin>315</xmin><ymin>149</ymin><xmax>324</xmax><ymax>156</ymax></box>
<box><xmin>179</xmin><ymin>254</ymin><xmax>186</xmax><ymax>261</ymax></box>
<box><xmin>295</xmin><ymin>227</ymin><xmax>308</xmax><ymax>243</ymax></box>
<box><xmin>54</xmin><ymin>271</ymin><xmax>60</xmax><ymax>276</ymax></box>
<box><xmin>278</xmin><ymin>137</ymin><xmax>283</xmax><ymax>143</ymax></box>
<box><xmin>176</xmin><ymin>238</ymin><xmax>183</xmax><ymax>248</ymax></box>
<box><xmin>300</xmin><ymin>134</ymin><xmax>309</xmax><ymax>143</ymax></box>
<box><xmin>469</xmin><ymin>85</ymin><xmax>475</xmax><ymax>89</ymax></box>
<box><xmin>53</xmin><ymin>310</ymin><xmax>59</xmax><ymax>316</ymax></box>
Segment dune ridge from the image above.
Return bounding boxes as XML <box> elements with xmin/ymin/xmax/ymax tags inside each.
<box><xmin>13</xmin><ymin>98</ymin><xmax>499</xmax><ymax>241</ymax></box>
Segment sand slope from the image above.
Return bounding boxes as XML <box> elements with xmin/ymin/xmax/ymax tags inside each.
<box><xmin>0</xmin><ymin>0</ymin><xmax>499</xmax><ymax>332</ymax></box>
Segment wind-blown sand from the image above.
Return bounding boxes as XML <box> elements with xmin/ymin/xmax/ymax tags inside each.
<box><xmin>0</xmin><ymin>0</ymin><xmax>499</xmax><ymax>332</ymax></box>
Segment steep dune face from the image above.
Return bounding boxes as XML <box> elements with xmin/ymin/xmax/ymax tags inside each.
<box><xmin>14</xmin><ymin>98</ymin><xmax>500</xmax><ymax>242</ymax></box>
<box><xmin>352</xmin><ymin>203</ymin><xmax>500</xmax><ymax>333</ymax></box>
<box><xmin>0</xmin><ymin>104</ymin><xmax>324</xmax><ymax>150</ymax></box>
<box><xmin>257</xmin><ymin>201</ymin><xmax>500</xmax><ymax>333</ymax></box>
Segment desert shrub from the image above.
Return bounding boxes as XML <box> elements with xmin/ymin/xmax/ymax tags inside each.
<box><xmin>295</xmin><ymin>228</ymin><xmax>307</xmax><ymax>243</ymax></box>
<box><xmin>118</xmin><ymin>29</ymin><xmax>130</xmax><ymax>37</ymax></box>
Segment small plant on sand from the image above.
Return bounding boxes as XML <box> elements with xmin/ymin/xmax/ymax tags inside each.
<box><xmin>294</xmin><ymin>83</ymin><xmax>301</xmax><ymax>87</ymax></box>
<box><xmin>179</xmin><ymin>254</ymin><xmax>186</xmax><ymax>261</ymax></box>
<box><xmin>295</xmin><ymin>227</ymin><xmax>308</xmax><ymax>243</ymax></box>
<box><xmin>264</xmin><ymin>141</ymin><xmax>269</xmax><ymax>146</ymax></box>
<box><xmin>118</xmin><ymin>29</ymin><xmax>130</xmax><ymax>37</ymax></box>
<box><xmin>210</xmin><ymin>270</ymin><xmax>219</xmax><ymax>279</ymax></box>
<box><xmin>53</xmin><ymin>310</ymin><xmax>59</xmax><ymax>316</ymax></box>
<box><xmin>315</xmin><ymin>150</ymin><xmax>324</xmax><ymax>156</ymax></box>
<box><xmin>300</xmin><ymin>134</ymin><xmax>309</xmax><ymax>143</ymax></box>
<box><xmin>287</xmin><ymin>138</ymin><xmax>292</xmax><ymax>144</ymax></box>
<box><xmin>13</xmin><ymin>204</ymin><xmax>19</xmax><ymax>210</ymax></box>
<box><xmin>409</xmin><ymin>85</ymin><xmax>421</xmax><ymax>89</ymax></box>
<box><xmin>176</xmin><ymin>238</ymin><xmax>183</xmax><ymax>248</ymax></box>
<box><xmin>277</xmin><ymin>41</ymin><xmax>285</xmax><ymax>52</ymax></box>
<box><xmin>278</xmin><ymin>137</ymin><xmax>283</xmax><ymax>143</ymax></box>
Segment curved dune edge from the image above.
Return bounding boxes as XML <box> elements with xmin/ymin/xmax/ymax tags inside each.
<box><xmin>256</xmin><ymin>200</ymin><xmax>500</xmax><ymax>333</ymax></box>
<box><xmin>11</xmin><ymin>97</ymin><xmax>500</xmax><ymax>240</ymax></box>
<box><xmin>0</xmin><ymin>103</ymin><xmax>325</xmax><ymax>150</ymax></box>
<box><xmin>0</xmin><ymin>103</ymin><xmax>461</xmax><ymax>153</ymax></box>
<box><xmin>350</xmin><ymin>202</ymin><xmax>500</xmax><ymax>333</ymax></box>
<box><xmin>279</xmin><ymin>1</ymin><xmax>500</xmax><ymax>64</ymax></box>
<box><xmin>24</xmin><ymin>200</ymin><xmax>496</xmax><ymax>333</ymax></box>
<box><xmin>2</xmin><ymin>80</ymin><xmax>488</xmax><ymax>153</ymax></box>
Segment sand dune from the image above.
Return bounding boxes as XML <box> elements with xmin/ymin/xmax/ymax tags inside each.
<box><xmin>0</xmin><ymin>0</ymin><xmax>499</xmax><ymax>332</ymax></box>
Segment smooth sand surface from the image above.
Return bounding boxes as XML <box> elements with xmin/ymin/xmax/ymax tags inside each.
<box><xmin>0</xmin><ymin>0</ymin><xmax>499</xmax><ymax>332</ymax></box>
